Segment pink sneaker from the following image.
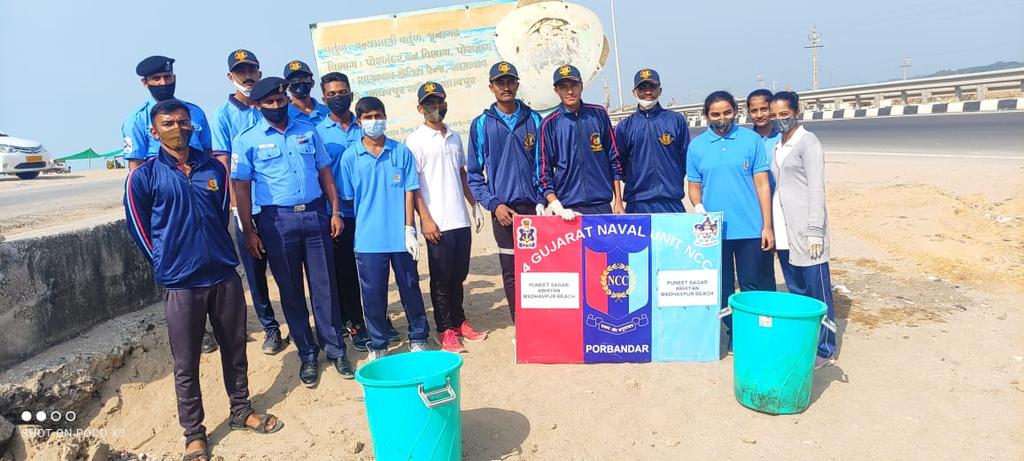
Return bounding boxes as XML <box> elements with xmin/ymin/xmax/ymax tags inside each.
<box><xmin>438</xmin><ymin>329</ymin><xmax>465</xmax><ymax>353</ymax></box>
<box><xmin>455</xmin><ymin>321</ymin><xmax>487</xmax><ymax>341</ymax></box>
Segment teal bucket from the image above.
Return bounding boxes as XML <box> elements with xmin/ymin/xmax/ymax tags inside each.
<box><xmin>355</xmin><ymin>351</ymin><xmax>464</xmax><ymax>460</ymax></box>
<box><xmin>729</xmin><ymin>291</ymin><xmax>826</xmax><ymax>414</ymax></box>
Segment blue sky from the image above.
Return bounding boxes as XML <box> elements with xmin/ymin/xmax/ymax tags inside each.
<box><xmin>1</xmin><ymin>0</ymin><xmax>1021</xmax><ymax>157</ymax></box>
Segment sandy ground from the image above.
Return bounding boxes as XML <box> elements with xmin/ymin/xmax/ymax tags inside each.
<box><xmin>5</xmin><ymin>154</ymin><xmax>1024</xmax><ymax>460</ymax></box>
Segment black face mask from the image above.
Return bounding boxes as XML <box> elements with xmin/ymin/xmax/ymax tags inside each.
<box><xmin>260</xmin><ymin>106</ymin><xmax>288</xmax><ymax>125</ymax></box>
<box><xmin>289</xmin><ymin>83</ymin><xmax>312</xmax><ymax>99</ymax></box>
<box><xmin>148</xmin><ymin>82</ymin><xmax>176</xmax><ymax>101</ymax></box>
<box><xmin>326</xmin><ymin>94</ymin><xmax>353</xmax><ymax>116</ymax></box>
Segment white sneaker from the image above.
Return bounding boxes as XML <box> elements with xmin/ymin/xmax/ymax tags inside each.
<box><xmin>409</xmin><ymin>341</ymin><xmax>429</xmax><ymax>352</ymax></box>
<box><xmin>368</xmin><ymin>349</ymin><xmax>387</xmax><ymax>361</ymax></box>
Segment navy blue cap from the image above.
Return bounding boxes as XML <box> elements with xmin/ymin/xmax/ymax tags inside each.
<box><xmin>489</xmin><ymin>61</ymin><xmax>519</xmax><ymax>81</ymax></box>
<box><xmin>417</xmin><ymin>81</ymin><xmax>446</xmax><ymax>103</ymax></box>
<box><xmin>250</xmin><ymin>77</ymin><xmax>288</xmax><ymax>102</ymax></box>
<box><xmin>228</xmin><ymin>49</ymin><xmax>259</xmax><ymax>71</ymax></box>
<box><xmin>552</xmin><ymin>64</ymin><xmax>582</xmax><ymax>84</ymax></box>
<box><xmin>283</xmin><ymin>60</ymin><xmax>313</xmax><ymax>79</ymax></box>
<box><xmin>633</xmin><ymin>68</ymin><xmax>660</xmax><ymax>88</ymax></box>
<box><xmin>136</xmin><ymin>55</ymin><xmax>174</xmax><ymax>77</ymax></box>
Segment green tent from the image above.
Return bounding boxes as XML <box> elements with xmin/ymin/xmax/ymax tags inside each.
<box><xmin>57</xmin><ymin>148</ymin><xmax>101</xmax><ymax>161</ymax></box>
<box><xmin>57</xmin><ymin>148</ymin><xmax>123</xmax><ymax>161</ymax></box>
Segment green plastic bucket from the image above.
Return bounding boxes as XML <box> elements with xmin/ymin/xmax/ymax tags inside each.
<box><xmin>355</xmin><ymin>351</ymin><xmax>464</xmax><ymax>460</ymax></box>
<box><xmin>729</xmin><ymin>291</ymin><xmax>827</xmax><ymax>414</ymax></box>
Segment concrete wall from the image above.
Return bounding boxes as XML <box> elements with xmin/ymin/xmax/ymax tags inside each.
<box><xmin>0</xmin><ymin>219</ymin><xmax>160</xmax><ymax>370</ymax></box>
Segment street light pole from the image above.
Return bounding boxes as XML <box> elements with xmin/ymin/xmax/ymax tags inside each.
<box><xmin>609</xmin><ymin>0</ymin><xmax>624</xmax><ymax>110</ymax></box>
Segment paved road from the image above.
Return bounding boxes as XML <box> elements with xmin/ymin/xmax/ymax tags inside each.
<box><xmin>689</xmin><ymin>111</ymin><xmax>1024</xmax><ymax>158</ymax></box>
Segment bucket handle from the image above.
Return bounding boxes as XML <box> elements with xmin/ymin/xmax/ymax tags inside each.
<box><xmin>718</xmin><ymin>306</ymin><xmax>732</xmax><ymax>319</ymax></box>
<box><xmin>418</xmin><ymin>377</ymin><xmax>457</xmax><ymax>409</ymax></box>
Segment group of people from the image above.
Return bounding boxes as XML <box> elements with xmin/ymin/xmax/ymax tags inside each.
<box><xmin>121</xmin><ymin>49</ymin><xmax>836</xmax><ymax>460</ymax></box>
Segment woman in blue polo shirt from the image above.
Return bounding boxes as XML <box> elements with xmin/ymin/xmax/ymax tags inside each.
<box><xmin>686</xmin><ymin>90</ymin><xmax>775</xmax><ymax>344</ymax></box>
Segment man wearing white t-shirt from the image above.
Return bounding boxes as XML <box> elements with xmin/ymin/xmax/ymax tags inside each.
<box><xmin>407</xmin><ymin>82</ymin><xmax>488</xmax><ymax>353</ymax></box>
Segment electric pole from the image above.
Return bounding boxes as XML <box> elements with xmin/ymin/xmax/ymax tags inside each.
<box><xmin>901</xmin><ymin>58</ymin><xmax>912</xmax><ymax>80</ymax></box>
<box><xmin>756</xmin><ymin>73</ymin><xmax>765</xmax><ymax>88</ymax></box>
<box><xmin>805</xmin><ymin>27</ymin><xmax>823</xmax><ymax>90</ymax></box>
<box><xmin>609</xmin><ymin>0</ymin><xmax>624</xmax><ymax>110</ymax></box>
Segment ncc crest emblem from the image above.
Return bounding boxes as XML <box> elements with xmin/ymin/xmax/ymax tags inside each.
<box><xmin>558</xmin><ymin>65</ymin><xmax>572</xmax><ymax>77</ymax></box>
<box><xmin>589</xmin><ymin>133</ymin><xmax>602</xmax><ymax>152</ymax></box>
<box><xmin>424</xmin><ymin>82</ymin><xmax>436</xmax><ymax>93</ymax></box>
<box><xmin>516</xmin><ymin>218</ymin><xmax>536</xmax><ymax>249</ymax></box>
<box><xmin>207</xmin><ymin>179</ymin><xmax>219</xmax><ymax>191</ymax></box>
<box><xmin>523</xmin><ymin>133</ymin><xmax>536</xmax><ymax>149</ymax></box>
<box><xmin>639</xmin><ymin>69</ymin><xmax>652</xmax><ymax>79</ymax></box>
<box><xmin>658</xmin><ymin>132</ymin><xmax>672</xmax><ymax>145</ymax></box>
<box><xmin>693</xmin><ymin>215</ymin><xmax>720</xmax><ymax>247</ymax></box>
<box><xmin>234</xmin><ymin>50</ymin><xmax>248</xmax><ymax>61</ymax></box>
<box><xmin>498</xmin><ymin>62</ymin><xmax>511</xmax><ymax>73</ymax></box>
<box><xmin>288</xmin><ymin>61</ymin><xmax>302</xmax><ymax>71</ymax></box>
<box><xmin>585</xmin><ymin>247</ymin><xmax>650</xmax><ymax>334</ymax></box>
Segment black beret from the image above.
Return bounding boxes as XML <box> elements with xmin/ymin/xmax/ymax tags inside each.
<box><xmin>136</xmin><ymin>55</ymin><xmax>174</xmax><ymax>77</ymax></box>
<box><xmin>250</xmin><ymin>77</ymin><xmax>288</xmax><ymax>102</ymax></box>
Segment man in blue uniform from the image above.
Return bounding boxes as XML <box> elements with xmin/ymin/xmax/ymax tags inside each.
<box><xmin>338</xmin><ymin>96</ymin><xmax>430</xmax><ymax>361</ymax></box>
<box><xmin>125</xmin><ymin>99</ymin><xmax>282</xmax><ymax>460</ymax></box>
<box><xmin>467</xmin><ymin>61</ymin><xmax>546</xmax><ymax>322</ymax></box>
<box><xmin>614</xmin><ymin>68</ymin><xmax>690</xmax><ymax>213</ymax></box>
<box><xmin>210</xmin><ymin>49</ymin><xmax>288</xmax><ymax>355</ymax></box>
<box><xmin>538</xmin><ymin>64</ymin><xmax>624</xmax><ymax>218</ymax></box>
<box><xmin>122</xmin><ymin>55</ymin><xmax>212</xmax><ymax>170</ymax></box>
<box><xmin>315</xmin><ymin>71</ymin><xmax>370</xmax><ymax>351</ymax></box>
<box><xmin>231</xmin><ymin>77</ymin><xmax>353</xmax><ymax>387</ymax></box>
<box><xmin>284</xmin><ymin>60</ymin><xmax>329</xmax><ymax>126</ymax></box>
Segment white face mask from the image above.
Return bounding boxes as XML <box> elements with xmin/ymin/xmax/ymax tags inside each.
<box><xmin>362</xmin><ymin>119</ymin><xmax>387</xmax><ymax>138</ymax></box>
<box><xmin>637</xmin><ymin>98</ymin><xmax>658</xmax><ymax>110</ymax></box>
<box><xmin>231</xmin><ymin>77</ymin><xmax>252</xmax><ymax>98</ymax></box>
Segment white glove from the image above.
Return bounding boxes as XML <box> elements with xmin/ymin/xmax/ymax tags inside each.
<box><xmin>808</xmin><ymin>236</ymin><xmax>824</xmax><ymax>260</ymax></box>
<box><xmin>693</xmin><ymin>203</ymin><xmax>707</xmax><ymax>214</ymax></box>
<box><xmin>535</xmin><ymin>203</ymin><xmax>547</xmax><ymax>216</ymax></box>
<box><xmin>405</xmin><ymin>226</ymin><xmax>420</xmax><ymax>261</ymax></box>
<box><xmin>231</xmin><ymin>207</ymin><xmax>243</xmax><ymax>230</ymax></box>
<box><xmin>472</xmin><ymin>203</ymin><xmax>484</xmax><ymax>233</ymax></box>
<box><xmin>546</xmin><ymin>199</ymin><xmax>578</xmax><ymax>221</ymax></box>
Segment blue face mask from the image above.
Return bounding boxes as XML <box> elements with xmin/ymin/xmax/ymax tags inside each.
<box><xmin>362</xmin><ymin>119</ymin><xmax>387</xmax><ymax>138</ymax></box>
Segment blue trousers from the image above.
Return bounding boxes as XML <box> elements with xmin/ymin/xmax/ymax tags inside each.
<box><xmin>355</xmin><ymin>251</ymin><xmax>430</xmax><ymax>351</ymax></box>
<box><xmin>721</xmin><ymin>238</ymin><xmax>774</xmax><ymax>330</ymax></box>
<box><xmin>778</xmin><ymin>250</ymin><xmax>837</xmax><ymax>359</ymax></box>
<box><xmin>625</xmin><ymin>199</ymin><xmax>685</xmax><ymax>214</ymax></box>
<box><xmin>573</xmin><ymin>203</ymin><xmax>613</xmax><ymax>214</ymax></box>
<box><xmin>234</xmin><ymin>215</ymin><xmax>279</xmax><ymax>334</ymax></box>
<box><xmin>259</xmin><ymin>200</ymin><xmax>346</xmax><ymax>362</ymax></box>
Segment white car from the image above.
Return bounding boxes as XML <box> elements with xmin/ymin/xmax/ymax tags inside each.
<box><xmin>0</xmin><ymin>131</ymin><xmax>53</xmax><ymax>179</ymax></box>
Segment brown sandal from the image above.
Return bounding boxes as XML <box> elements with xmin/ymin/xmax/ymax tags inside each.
<box><xmin>182</xmin><ymin>433</ymin><xmax>209</xmax><ymax>461</ymax></box>
<box><xmin>229</xmin><ymin>409</ymin><xmax>283</xmax><ymax>434</ymax></box>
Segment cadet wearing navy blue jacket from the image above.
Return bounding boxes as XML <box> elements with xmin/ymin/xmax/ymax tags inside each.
<box><xmin>125</xmin><ymin>100</ymin><xmax>281</xmax><ymax>459</ymax></box>
<box><xmin>122</xmin><ymin>56</ymin><xmax>212</xmax><ymax>171</ymax></box>
<box><xmin>232</xmin><ymin>77</ymin><xmax>354</xmax><ymax>387</ymax></box>
<box><xmin>467</xmin><ymin>61</ymin><xmax>546</xmax><ymax>322</ymax></box>
<box><xmin>210</xmin><ymin>49</ymin><xmax>290</xmax><ymax>356</ymax></box>
<box><xmin>614</xmin><ymin>68</ymin><xmax>690</xmax><ymax>213</ymax></box>
<box><xmin>538</xmin><ymin>64</ymin><xmax>624</xmax><ymax>218</ymax></box>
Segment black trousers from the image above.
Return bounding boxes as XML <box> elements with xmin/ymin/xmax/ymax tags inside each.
<box><xmin>492</xmin><ymin>203</ymin><xmax>539</xmax><ymax>323</ymax></box>
<box><xmin>164</xmin><ymin>274</ymin><xmax>252</xmax><ymax>438</ymax></box>
<box><xmin>426</xmin><ymin>226</ymin><xmax>472</xmax><ymax>332</ymax></box>
<box><xmin>332</xmin><ymin>217</ymin><xmax>364</xmax><ymax>328</ymax></box>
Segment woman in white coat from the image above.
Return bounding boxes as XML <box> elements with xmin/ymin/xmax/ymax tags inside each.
<box><xmin>768</xmin><ymin>91</ymin><xmax>837</xmax><ymax>369</ymax></box>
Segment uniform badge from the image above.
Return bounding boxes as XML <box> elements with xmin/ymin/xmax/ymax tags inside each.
<box><xmin>639</xmin><ymin>69</ymin><xmax>652</xmax><ymax>79</ymax></box>
<box><xmin>424</xmin><ymin>82</ymin><xmax>436</xmax><ymax>93</ymax></box>
<box><xmin>231</xmin><ymin>154</ymin><xmax>239</xmax><ymax>169</ymax></box>
<box><xmin>234</xmin><ymin>50</ymin><xmax>248</xmax><ymax>61</ymax></box>
<box><xmin>693</xmin><ymin>215</ymin><xmax>721</xmax><ymax>247</ymax></box>
<box><xmin>743</xmin><ymin>160</ymin><xmax>750</xmax><ymax>170</ymax></box>
<box><xmin>289</xmin><ymin>61</ymin><xmax>302</xmax><ymax>71</ymax></box>
<box><xmin>658</xmin><ymin>133</ymin><xmax>672</xmax><ymax>145</ymax></box>
<box><xmin>122</xmin><ymin>137</ymin><xmax>133</xmax><ymax>154</ymax></box>
<box><xmin>207</xmin><ymin>178</ymin><xmax>219</xmax><ymax>191</ymax></box>
<box><xmin>516</xmin><ymin>218</ymin><xmax>536</xmax><ymax>249</ymax></box>
<box><xmin>523</xmin><ymin>133</ymin><xmax>536</xmax><ymax>149</ymax></box>
<box><xmin>498</xmin><ymin>62</ymin><xmax>511</xmax><ymax>73</ymax></box>
<box><xmin>590</xmin><ymin>133</ymin><xmax>602</xmax><ymax>152</ymax></box>
<box><xmin>558</xmin><ymin>65</ymin><xmax>572</xmax><ymax>77</ymax></box>
<box><xmin>392</xmin><ymin>173</ymin><xmax>401</xmax><ymax>185</ymax></box>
